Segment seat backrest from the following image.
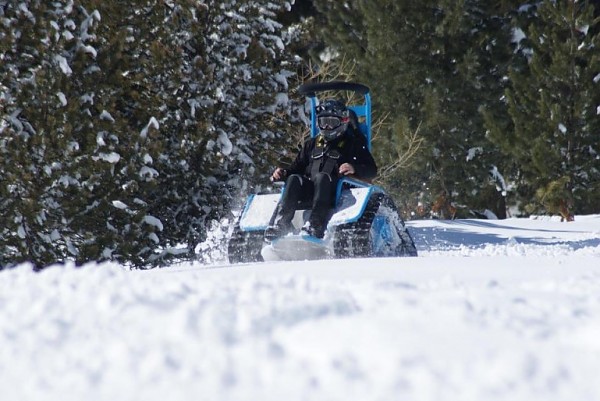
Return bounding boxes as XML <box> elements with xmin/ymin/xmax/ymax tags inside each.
<box><xmin>347</xmin><ymin>106</ymin><xmax>369</xmax><ymax>143</ymax></box>
<box><xmin>299</xmin><ymin>81</ymin><xmax>372</xmax><ymax>151</ymax></box>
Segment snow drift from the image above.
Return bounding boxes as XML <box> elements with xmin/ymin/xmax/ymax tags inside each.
<box><xmin>1</xmin><ymin>215</ymin><xmax>600</xmax><ymax>401</ymax></box>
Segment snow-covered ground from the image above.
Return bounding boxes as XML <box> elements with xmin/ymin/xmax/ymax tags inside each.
<box><xmin>2</xmin><ymin>216</ymin><xmax>600</xmax><ymax>401</ymax></box>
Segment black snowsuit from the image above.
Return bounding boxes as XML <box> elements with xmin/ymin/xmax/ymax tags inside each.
<box><xmin>274</xmin><ymin>128</ymin><xmax>377</xmax><ymax>234</ymax></box>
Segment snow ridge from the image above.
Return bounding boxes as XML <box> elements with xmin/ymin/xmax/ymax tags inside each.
<box><xmin>1</xmin><ymin>216</ymin><xmax>600</xmax><ymax>401</ymax></box>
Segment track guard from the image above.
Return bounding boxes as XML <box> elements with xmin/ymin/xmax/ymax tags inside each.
<box><xmin>227</xmin><ymin>194</ymin><xmax>280</xmax><ymax>264</ymax></box>
<box><xmin>333</xmin><ymin>192</ymin><xmax>417</xmax><ymax>258</ymax></box>
<box><xmin>227</xmin><ymin>182</ymin><xmax>417</xmax><ymax>263</ymax></box>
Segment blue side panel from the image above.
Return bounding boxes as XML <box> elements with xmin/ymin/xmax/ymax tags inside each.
<box><xmin>329</xmin><ymin>186</ymin><xmax>378</xmax><ymax>226</ymax></box>
<box><xmin>371</xmin><ymin>215</ymin><xmax>397</xmax><ymax>256</ymax></box>
<box><xmin>334</xmin><ymin>177</ymin><xmax>383</xmax><ymax>206</ymax></box>
<box><xmin>347</xmin><ymin>93</ymin><xmax>371</xmax><ymax>150</ymax></box>
<box><xmin>240</xmin><ymin>194</ymin><xmax>255</xmax><ymax>221</ymax></box>
<box><xmin>239</xmin><ymin>194</ymin><xmax>265</xmax><ymax>232</ymax></box>
<box><xmin>310</xmin><ymin>97</ymin><xmax>319</xmax><ymax>137</ymax></box>
<box><xmin>238</xmin><ymin>193</ymin><xmax>281</xmax><ymax>232</ymax></box>
<box><xmin>347</xmin><ymin>188</ymin><xmax>374</xmax><ymax>225</ymax></box>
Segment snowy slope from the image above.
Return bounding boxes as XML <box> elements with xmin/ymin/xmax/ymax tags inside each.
<box><xmin>1</xmin><ymin>216</ymin><xmax>600</xmax><ymax>401</ymax></box>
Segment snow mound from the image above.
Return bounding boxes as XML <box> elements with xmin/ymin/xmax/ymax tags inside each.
<box><xmin>1</xmin><ymin>216</ymin><xmax>600</xmax><ymax>401</ymax></box>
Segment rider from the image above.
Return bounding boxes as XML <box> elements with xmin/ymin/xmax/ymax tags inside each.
<box><xmin>265</xmin><ymin>99</ymin><xmax>378</xmax><ymax>240</ymax></box>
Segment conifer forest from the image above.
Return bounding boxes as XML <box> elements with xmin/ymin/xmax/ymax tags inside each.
<box><xmin>1</xmin><ymin>1</ymin><xmax>599</xmax><ymax>268</ymax></box>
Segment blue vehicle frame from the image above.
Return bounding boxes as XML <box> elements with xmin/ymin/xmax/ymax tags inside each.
<box><xmin>227</xmin><ymin>81</ymin><xmax>418</xmax><ymax>263</ymax></box>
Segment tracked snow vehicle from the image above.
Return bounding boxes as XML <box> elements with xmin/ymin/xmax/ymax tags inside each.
<box><xmin>228</xmin><ymin>81</ymin><xmax>417</xmax><ymax>263</ymax></box>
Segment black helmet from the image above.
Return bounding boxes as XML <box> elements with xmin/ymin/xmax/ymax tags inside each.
<box><xmin>316</xmin><ymin>99</ymin><xmax>349</xmax><ymax>142</ymax></box>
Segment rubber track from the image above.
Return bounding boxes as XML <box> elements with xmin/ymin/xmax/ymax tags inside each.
<box><xmin>380</xmin><ymin>195</ymin><xmax>418</xmax><ymax>257</ymax></box>
<box><xmin>333</xmin><ymin>193</ymin><xmax>382</xmax><ymax>258</ymax></box>
<box><xmin>333</xmin><ymin>193</ymin><xmax>418</xmax><ymax>258</ymax></box>
<box><xmin>227</xmin><ymin>223</ymin><xmax>264</xmax><ymax>264</ymax></box>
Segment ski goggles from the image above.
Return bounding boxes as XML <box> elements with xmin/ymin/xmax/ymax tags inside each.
<box><xmin>317</xmin><ymin>115</ymin><xmax>349</xmax><ymax>130</ymax></box>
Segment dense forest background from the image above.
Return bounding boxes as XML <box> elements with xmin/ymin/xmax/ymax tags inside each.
<box><xmin>1</xmin><ymin>0</ymin><xmax>599</xmax><ymax>269</ymax></box>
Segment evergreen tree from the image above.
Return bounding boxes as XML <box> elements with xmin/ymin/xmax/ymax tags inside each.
<box><xmin>312</xmin><ymin>0</ymin><xmax>516</xmax><ymax>218</ymax></box>
<box><xmin>143</xmin><ymin>0</ymin><xmax>300</xmax><ymax>262</ymax></box>
<box><xmin>486</xmin><ymin>0</ymin><xmax>600</xmax><ymax>215</ymax></box>
<box><xmin>0</xmin><ymin>0</ymin><xmax>298</xmax><ymax>269</ymax></box>
<box><xmin>0</xmin><ymin>1</ymin><xmax>162</xmax><ymax>268</ymax></box>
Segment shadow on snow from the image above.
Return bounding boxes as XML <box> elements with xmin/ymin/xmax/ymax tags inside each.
<box><xmin>408</xmin><ymin>219</ymin><xmax>600</xmax><ymax>252</ymax></box>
